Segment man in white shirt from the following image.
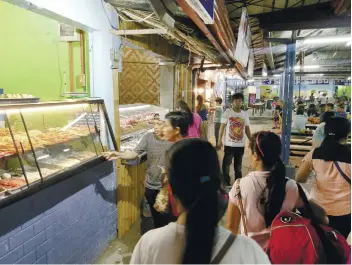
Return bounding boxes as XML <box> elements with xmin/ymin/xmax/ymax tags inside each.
<box><xmin>217</xmin><ymin>93</ymin><xmax>251</xmax><ymax>186</ymax></box>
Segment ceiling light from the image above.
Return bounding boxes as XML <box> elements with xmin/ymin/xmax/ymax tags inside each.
<box><xmin>247</xmin><ymin>79</ymin><xmax>254</xmax><ymax>82</ymax></box>
<box><xmin>262</xmin><ymin>73</ymin><xmax>268</xmax><ymax>77</ymax></box>
<box><xmin>302</xmin><ymin>35</ymin><xmax>351</xmax><ymax>44</ymax></box>
<box><xmin>348</xmin><ymin>77</ymin><xmax>351</xmax><ymax>80</ymax></box>
<box><xmin>273</xmin><ymin>74</ymin><xmax>281</xmax><ymax>77</ymax></box>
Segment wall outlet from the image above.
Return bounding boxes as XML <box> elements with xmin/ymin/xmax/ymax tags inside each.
<box><xmin>76</xmin><ymin>74</ymin><xmax>86</xmax><ymax>87</ymax></box>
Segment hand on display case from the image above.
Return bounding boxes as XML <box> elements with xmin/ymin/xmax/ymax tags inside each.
<box><xmin>103</xmin><ymin>150</ymin><xmax>138</xmax><ymax>161</ymax></box>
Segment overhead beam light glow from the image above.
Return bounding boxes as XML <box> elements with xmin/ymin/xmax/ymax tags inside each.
<box><xmin>294</xmin><ymin>65</ymin><xmax>320</xmax><ymax>70</ymax></box>
<box><xmin>302</xmin><ymin>36</ymin><xmax>351</xmax><ymax>44</ymax></box>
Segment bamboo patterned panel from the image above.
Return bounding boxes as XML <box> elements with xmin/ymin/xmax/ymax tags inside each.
<box><xmin>119</xmin><ymin>48</ymin><xmax>160</xmax><ymax>105</ymax></box>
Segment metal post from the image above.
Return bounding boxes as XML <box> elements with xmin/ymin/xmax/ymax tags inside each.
<box><xmin>281</xmin><ymin>41</ymin><xmax>296</xmax><ymax>164</ymax></box>
<box><xmin>279</xmin><ymin>73</ymin><xmax>285</xmax><ymax>99</ymax></box>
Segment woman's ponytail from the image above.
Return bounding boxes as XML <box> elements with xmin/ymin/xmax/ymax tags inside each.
<box><xmin>264</xmin><ymin>158</ymin><xmax>286</xmax><ymax>227</ymax></box>
<box><xmin>166</xmin><ymin>139</ymin><xmax>221</xmax><ymax>264</ymax></box>
<box><xmin>183</xmin><ymin>181</ymin><xmax>218</xmax><ymax>264</ymax></box>
<box><xmin>250</xmin><ymin>132</ymin><xmax>286</xmax><ymax>227</ymax></box>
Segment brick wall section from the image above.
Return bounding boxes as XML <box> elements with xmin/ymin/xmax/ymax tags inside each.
<box><xmin>0</xmin><ymin>161</ymin><xmax>117</xmax><ymax>264</ymax></box>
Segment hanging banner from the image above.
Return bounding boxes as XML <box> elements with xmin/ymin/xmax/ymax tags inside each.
<box><xmin>184</xmin><ymin>0</ymin><xmax>214</xmax><ymax>24</ymax></box>
<box><xmin>247</xmin><ymin>51</ymin><xmax>254</xmax><ymax>78</ymax></box>
<box><xmin>335</xmin><ymin>79</ymin><xmax>351</xmax><ymax>86</ymax></box>
<box><xmin>234</xmin><ymin>8</ymin><xmax>250</xmax><ymax>67</ymax></box>
<box><xmin>294</xmin><ymin>79</ymin><xmax>330</xmax><ymax>85</ymax></box>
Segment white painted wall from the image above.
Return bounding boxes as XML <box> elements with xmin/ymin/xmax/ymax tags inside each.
<box><xmin>5</xmin><ymin>0</ymin><xmax>121</xmax><ymax>131</ymax></box>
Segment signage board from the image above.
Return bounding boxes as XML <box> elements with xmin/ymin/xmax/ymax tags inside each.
<box><xmin>185</xmin><ymin>0</ymin><xmax>214</xmax><ymax>24</ymax></box>
<box><xmin>234</xmin><ymin>8</ymin><xmax>250</xmax><ymax>67</ymax></box>
<box><xmin>247</xmin><ymin>51</ymin><xmax>254</xmax><ymax>78</ymax></box>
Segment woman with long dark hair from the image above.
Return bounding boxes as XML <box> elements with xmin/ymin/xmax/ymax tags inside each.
<box><xmin>130</xmin><ymin>139</ymin><xmax>270</xmax><ymax>264</ymax></box>
<box><xmin>226</xmin><ymin>131</ymin><xmax>309</xmax><ymax>248</ymax></box>
<box><xmin>176</xmin><ymin>100</ymin><xmax>203</xmax><ymax>138</ymax></box>
<box><xmin>296</xmin><ymin>117</ymin><xmax>351</xmax><ymax>238</ymax></box>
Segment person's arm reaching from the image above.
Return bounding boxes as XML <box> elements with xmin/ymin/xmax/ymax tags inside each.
<box><xmin>103</xmin><ymin>133</ymin><xmax>149</xmax><ymax>161</ymax></box>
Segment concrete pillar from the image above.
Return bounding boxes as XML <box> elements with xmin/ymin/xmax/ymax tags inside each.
<box><xmin>160</xmin><ymin>65</ymin><xmax>175</xmax><ymax>110</ymax></box>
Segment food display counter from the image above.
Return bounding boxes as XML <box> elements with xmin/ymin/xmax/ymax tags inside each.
<box><xmin>0</xmin><ymin>99</ymin><xmax>118</xmax><ymax>264</ymax></box>
<box><xmin>0</xmin><ymin>99</ymin><xmax>116</xmax><ymax>205</ymax></box>
<box><xmin>119</xmin><ymin>104</ymin><xmax>169</xmax><ymax>164</ymax></box>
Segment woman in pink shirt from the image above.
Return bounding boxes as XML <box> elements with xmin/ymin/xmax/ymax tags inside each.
<box><xmin>176</xmin><ymin>101</ymin><xmax>203</xmax><ymax>138</ymax></box>
<box><xmin>226</xmin><ymin>131</ymin><xmax>327</xmax><ymax>249</ymax></box>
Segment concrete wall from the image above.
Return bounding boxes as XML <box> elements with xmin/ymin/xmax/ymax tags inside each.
<box><xmin>0</xmin><ymin>161</ymin><xmax>116</xmax><ymax>264</ymax></box>
<box><xmin>160</xmin><ymin>65</ymin><xmax>175</xmax><ymax>110</ymax></box>
<box><xmin>4</xmin><ymin>0</ymin><xmax>122</xmax><ymax>131</ymax></box>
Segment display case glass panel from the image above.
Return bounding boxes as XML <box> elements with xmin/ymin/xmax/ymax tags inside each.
<box><xmin>0</xmin><ymin>99</ymin><xmax>116</xmax><ymax>198</ymax></box>
<box><xmin>119</xmin><ymin>104</ymin><xmax>170</xmax><ymax>151</ymax></box>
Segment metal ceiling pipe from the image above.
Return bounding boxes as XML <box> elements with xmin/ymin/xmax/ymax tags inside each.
<box><xmin>175</xmin><ymin>0</ymin><xmax>232</xmax><ymax>64</ymax></box>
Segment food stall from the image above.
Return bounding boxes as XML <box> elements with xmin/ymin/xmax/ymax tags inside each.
<box><xmin>0</xmin><ymin>99</ymin><xmax>118</xmax><ymax>264</ymax></box>
<box><xmin>117</xmin><ymin>104</ymin><xmax>169</xmax><ymax>237</ymax></box>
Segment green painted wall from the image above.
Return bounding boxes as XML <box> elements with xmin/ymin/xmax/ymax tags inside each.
<box><xmin>0</xmin><ymin>1</ymin><xmax>89</xmax><ymax>101</ymax></box>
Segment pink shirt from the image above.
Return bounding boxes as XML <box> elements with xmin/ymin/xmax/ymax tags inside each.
<box><xmin>186</xmin><ymin>113</ymin><xmax>202</xmax><ymax>138</ymax></box>
<box><xmin>229</xmin><ymin>171</ymin><xmax>302</xmax><ymax>248</ymax></box>
<box><xmin>302</xmin><ymin>150</ymin><xmax>351</xmax><ymax>216</ymax></box>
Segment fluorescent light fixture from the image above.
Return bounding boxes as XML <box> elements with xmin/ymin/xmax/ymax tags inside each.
<box><xmin>273</xmin><ymin>74</ymin><xmax>281</xmax><ymax>77</ymax></box>
<box><xmin>333</xmin><ymin>51</ymin><xmax>337</xmax><ymax>57</ymax></box>
<box><xmin>303</xmin><ymin>36</ymin><xmax>351</xmax><ymax>44</ymax></box>
<box><xmin>247</xmin><ymin>79</ymin><xmax>254</xmax><ymax>82</ymax></box>
<box><xmin>319</xmin><ymin>74</ymin><xmax>324</xmax><ymax>76</ymax></box>
<box><xmin>295</xmin><ymin>65</ymin><xmax>320</xmax><ymax>70</ymax></box>
<box><xmin>37</xmin><ymin>155</ymin><xmax>50</xmax><ymax>161</ymax></box>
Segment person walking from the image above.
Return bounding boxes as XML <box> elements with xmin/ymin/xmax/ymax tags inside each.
<box><xmin>196</xmin><ymin>95</ymin><xmax>209</xmax><ymax>140</ymax></box>
<box><xmin>217</xmin><ymin>93</ymin><xmax>251</xmax><ymax>186</ymax></box>
<box><xmin>130</xmin><ymin>139</ymin><xmax>270</xmax><ymax>264</ymax></box>
<box><xmin>214</xmin><ymin>97</ymin><xmax>223</xmax><ymax>147</ymax></box>
<box><xmin>176</xmin><ymin>101</ymin><xmax>203</xmax><ymax>139</ymax></box>
<box><xmin>296</xmin><ymin>117</ymin><xmax>351</xmax><ymax>239</ymax></box>
<box><xmin>226</xmin><ymin>131</ymin><xmax>328</xmax><ymax>249</ymax></box>
<box><xmin>103</xmin><ymin>114</ymin><xmax>172</xmax><ymax>229</ymax></box>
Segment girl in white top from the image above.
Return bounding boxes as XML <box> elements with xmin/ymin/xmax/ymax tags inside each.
<box><xmin>130</xmin><ymin>139</ymin><xmax>270</xmax><ymax>264</ymax></box>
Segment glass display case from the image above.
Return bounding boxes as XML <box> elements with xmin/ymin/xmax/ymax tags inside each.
<box><xmin>0</xmin><ymin>99</ymin><xmax>116</xmax><ymax>199</ymax></box>
<box><xmin>119</xmin><ymin>104</ymin><xmax>170</xmax><ymax>152</ymax></box>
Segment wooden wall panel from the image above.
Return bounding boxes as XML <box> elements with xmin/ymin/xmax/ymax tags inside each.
<box><xmin>119</xmin><ymin>47</ymin><xmax>160</xmax><ymax>105</ymax></box>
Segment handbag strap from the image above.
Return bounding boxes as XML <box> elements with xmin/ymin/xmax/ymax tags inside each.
<box><xmin>333</xmin><ymin>161</ymin><xmax>351</xmax><ymax>185</ymax></box>
<box><xmin>211</xmin><ymin>233</ymin><xmax>236</xmax><ymax>264</ymax></box>
<box><xmin>235</xmin><ymin>179</ymin><xmax>248</xmax><ymax>236</ymax></box>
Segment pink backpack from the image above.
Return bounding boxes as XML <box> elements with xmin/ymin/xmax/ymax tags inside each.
<box><xmin>266</xmin><ymin>183</ymin><xmax>350</xmax><ymax>264</ymax></box>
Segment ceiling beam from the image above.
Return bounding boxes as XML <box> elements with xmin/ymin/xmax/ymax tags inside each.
<box><xmin>254</xmin><ymin>71</ymin><xmax>351</xmax><ymax>76</ymax></box>
<box><xmin>256</xmin><ymin>2</ymin><xmax>351</xmax><ymax>31</ymax></box>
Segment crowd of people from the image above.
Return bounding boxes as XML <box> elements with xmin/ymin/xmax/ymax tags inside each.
<box><xmin>103</xmin><ymin>93</ymin><xmax>351</xmax><ymax>264</ymax></box>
